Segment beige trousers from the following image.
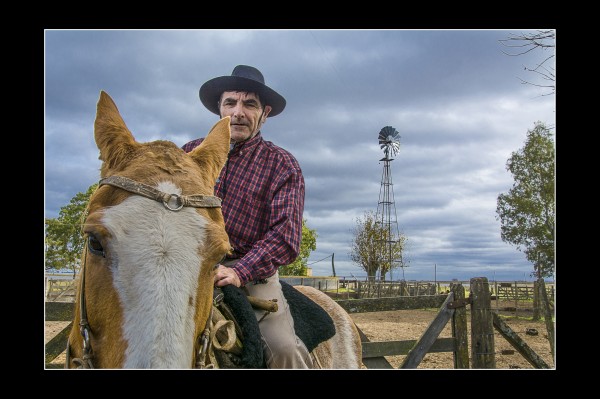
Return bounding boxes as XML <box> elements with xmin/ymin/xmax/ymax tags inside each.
<box><xmin>222</xmin><ymin>260</ymin><xmax>313</xmax><ymax>369</ymax></box>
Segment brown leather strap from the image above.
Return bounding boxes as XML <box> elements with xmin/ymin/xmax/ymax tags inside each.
<box><xmin>99</xmin><ymin>175</ymin><xmax>222</xmax><ymax>210</ymax></box>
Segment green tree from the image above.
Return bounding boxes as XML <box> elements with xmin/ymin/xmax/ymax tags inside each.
<box><xmin>496</xmin><ymin>122</ymin><xmax>555</xmax><ymax>279</ymax></box>
<box><xmin>280</xmin><ymin>219</ymin><xmax>317</xmax><ymax>276</ymax></box>
<box><xmin>45</xmin><ymin>183</ymin><xmax>98</xmax><ymax>276</ymax></box>
<box><xmin>349</xmin><ymin>210</ymin><xmax>406</xmax><ymax>281</ymax></box>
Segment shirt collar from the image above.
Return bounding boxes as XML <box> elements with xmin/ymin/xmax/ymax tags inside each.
<box><xmin>230</xmin><ymin>131</ymin><xmax>262</xmax><ymax>156</ymax></box>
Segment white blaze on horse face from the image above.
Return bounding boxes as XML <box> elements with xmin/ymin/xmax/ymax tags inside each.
<box><xmin>101</xmin><ymin>181</ymin><xmax>207</xmax><ymax>368</ymax></box>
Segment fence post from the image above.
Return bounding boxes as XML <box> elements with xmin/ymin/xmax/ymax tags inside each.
<box><xmin>400</xmin><ymin>280</ymin><xmax>407</xmax><ymax>296</ymax></box>
<box><xmin>533</xmin><ymin>280</ymin><xmax>541</xmax><ymax>320</ymax></box>
<box><xmin>493</xmin><ymin>280</ymin><xmax>498</xmax><ymax>312</ymax></box>
<box><xmin>514</xmin><ymin>281</ymin><xmax>519</xmax><ymax>318</ymax></box>
<box><xmin>470</xmin><ymin>277</ymin><xmax>496</xmax><ymax>368</ymax></box>
<box><xmin>537</xmin><ymin>278</ymin><xmax>555</xmax><ymax>364</ymax></box>
<box><xmin>451</xmin><ymin>282</ymin><xmax>469</xmax><ymax>368</ymax></box>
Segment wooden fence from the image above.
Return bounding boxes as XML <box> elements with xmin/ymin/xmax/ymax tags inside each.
<box><xmin>355</xmin><ymin>277</ymin><xmax>551</xmax><ymax>369</ymax></box>
<box><xmin>47</xmin><ymin>275</ymin><xmax>554</xmax><ymax>302</ymax></box>
<box><xmin>350</xmin><ymin>280</ymin><xmax>436</xmax><ymax>298</ymax></box>
<box><xmin>45</xmin><ymin>277</ymin><xmax>552</xmax><ymax>369</ymax></box>
<box><xmin>45</xmin><ymin>279</ymin><xmax>77</xmax><ymax>302</ymax></box>
<box><xmin>492</xmin><ymin>281</ymin><xmax>555</xmax><ymax>302</ymax></box>
<box><xmin>280</xmin><ymin>277</ymin><xmax>437</xmax><ymax>299</ymax></box>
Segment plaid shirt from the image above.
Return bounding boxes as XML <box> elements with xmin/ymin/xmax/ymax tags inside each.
<box><xmin>182</xmin><ymin>132</ymin><xmax>305</xmax><ymax>286</ymax></box>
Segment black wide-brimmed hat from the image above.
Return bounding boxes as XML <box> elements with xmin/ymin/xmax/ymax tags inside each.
<box><xmin>199</xmin><ymin>65</ymin><xmax>286</xmax><ymax>117</ymax></box>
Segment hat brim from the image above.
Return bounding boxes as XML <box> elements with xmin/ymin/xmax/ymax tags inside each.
<box><xmin>199</xmin><ymin>75</ymin><xmax>286</xmax><ymax>117</ymax></box>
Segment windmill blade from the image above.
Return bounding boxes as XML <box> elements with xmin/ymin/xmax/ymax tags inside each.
<box><xmin>378</xmin><ymin>126</ymin><xmax>398</xmax><ymax>145</ymax></box>
<box><xmin>378</xmin><ymin>126</ymin><xmax>401</xmax><ymax>155</ymax></box>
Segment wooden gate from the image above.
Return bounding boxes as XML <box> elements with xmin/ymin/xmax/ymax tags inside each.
<box><xmin>357</xmin><ymin>277</ymin><xmax>551</xmax><ymax>369</ymax></box>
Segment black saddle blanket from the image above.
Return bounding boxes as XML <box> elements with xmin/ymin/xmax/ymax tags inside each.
<box><xmin>219</xmin><ymin>280</ymin><xmax>336</xmax><ymax>368</ymax></box>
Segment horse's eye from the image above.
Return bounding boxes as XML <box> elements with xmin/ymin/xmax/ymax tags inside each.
<box><xmin>87</xmin><ymin>235</ymin><xmax>105</xmax><ymax>257</ymax></box>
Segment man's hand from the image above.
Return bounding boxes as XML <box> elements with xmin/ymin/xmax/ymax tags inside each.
<box><xmin>214</xmin><ymin>264</ymin><xmax>242</xmax><ymax>288</ymax></box>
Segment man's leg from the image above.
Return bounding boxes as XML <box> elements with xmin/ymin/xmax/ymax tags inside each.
<box><xmin>244</xmin><ymin>271</ymin><xmax>313</xmax><ymax>369</ymax></box>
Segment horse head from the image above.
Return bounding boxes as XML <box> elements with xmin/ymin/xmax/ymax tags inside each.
<box><xmin>67</xmin><ymin>91</ymin><xmax>232</xmax><ymax>368</ymax></box>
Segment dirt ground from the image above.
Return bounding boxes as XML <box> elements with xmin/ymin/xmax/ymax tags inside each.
<box><xmin>46</xmin><ymin>301</ymin><xmax>554</xmax><ymax>369</ymax></box>
<box><xmin>351</xmin><ymin>302</ymin><xmax>555</xmax><ymax>369</ymax></box>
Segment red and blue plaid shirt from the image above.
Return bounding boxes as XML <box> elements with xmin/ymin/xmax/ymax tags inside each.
<box><xmin>182</xmin><ymin>132</ymin><xmax>305</xmax><ymax>286</ymax></box>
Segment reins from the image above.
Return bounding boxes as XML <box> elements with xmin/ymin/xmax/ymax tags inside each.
<box><xmin>65</xmin><ymin>246</ymin><xmax>94</xmax><ymax>369</ymax></box>
<box><xmin>66</xmin><ymin>176</ymin><xmax>222</xmax><ymax>368</ymax></box>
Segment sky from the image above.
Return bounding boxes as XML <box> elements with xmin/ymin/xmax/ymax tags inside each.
<box><xmin>44</xmin><ymin>29</ymin><xmax>555</xmax><ymax>282</ymax></box>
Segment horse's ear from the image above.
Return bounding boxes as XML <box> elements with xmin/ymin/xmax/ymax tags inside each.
<box><xmin>94</xmin><ymin>91</ymin><xmax>138</xmax><ymax>171</ymax></box>
<box><xmin>189</xmin><ymin>117</ymin><xmax>231</xmax><ymax>184</ymax></box>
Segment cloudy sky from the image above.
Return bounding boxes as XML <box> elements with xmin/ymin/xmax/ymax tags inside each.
<box><xmin>44</xmin><ymin>29</ymin><xmax>555</xmax><ymax>282</ymax></box>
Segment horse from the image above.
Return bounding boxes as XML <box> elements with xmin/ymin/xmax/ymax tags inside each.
<box><xmin>65</xmin><ymin>91</ymin><xmax>362</xmax><ymax>369</ymax></box>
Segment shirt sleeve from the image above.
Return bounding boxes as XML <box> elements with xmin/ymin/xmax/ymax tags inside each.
<box><xmin>233</xmin><ymin>167</ymin><xmax>305</xmax><ymax>286</ymax></box>
<box><xmin>181</xmin><ymin>138</ymin><xmax>203</xmax><ymax>152</ymax></box>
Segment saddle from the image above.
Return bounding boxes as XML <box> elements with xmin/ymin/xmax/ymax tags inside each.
<box><xmin>205</xmin><ymin>281</ymin><xmax>336</xmax><ymax>368</ymax></box>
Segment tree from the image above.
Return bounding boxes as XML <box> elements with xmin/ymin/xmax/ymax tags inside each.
<box><xmin>496</xmin><ymin>121</ymin><xmax>555</xmax><ymax>280</ymax></box>
<box><xmin>497</xmin><ymin>121</ymin><xmax>555</xmax><ymax>359</ymax></box>
<box><xmin>280</xmin><ymin>219</ymin><xmax>317</xmax><ymax>276</ymax></box>
<box><xmin>499</xmin><ymin>30</ymin><xmax>555</xmax><ymax>96</ymax></box>
<box><xmin>45</xmin><ymin>183</ymin><xmax>98</xmax><ymax>276</ymax></box>
<box><xmin>349</xmin><ymin>210</ymin><xmax>406</xmax><ymax>281</ymax></box>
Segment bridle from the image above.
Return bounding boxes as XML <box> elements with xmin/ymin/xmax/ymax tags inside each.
<box><xmin>98</xmin><ymin>175</ymin><xmax>222</xmax><ymax>210</ymax></box>
<box><xmin>65</xmin><ymin>175</ymin><xmax>222</xmax><ymax>369</ymax></box>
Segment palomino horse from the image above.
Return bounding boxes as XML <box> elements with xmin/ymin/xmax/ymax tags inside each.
<box><xmin>66</xmin><ymin>91</ymin><xmax>362</xmax><ymax>369</ymax></box>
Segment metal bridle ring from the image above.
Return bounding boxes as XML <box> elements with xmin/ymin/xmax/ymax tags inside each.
<box><xmin>81</xmin><ymin>326</ymin><xmax>91</xmax><ymax>350</ymax></box>
<box><xmin>163</xmin><ymin>194</ymin><xmax>184</xmax><ymax>211</ymax></box>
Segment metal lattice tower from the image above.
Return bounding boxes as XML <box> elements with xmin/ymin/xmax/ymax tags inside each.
<box><xmin>375</xmin><ymin>126</ymin><xmax>404</xmax><ymax>281</ymax></box>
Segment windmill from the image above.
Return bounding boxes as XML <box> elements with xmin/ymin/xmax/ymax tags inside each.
<box><xmin>375</xmin><ymin>126</ymin><xmax>404</xmax><ymax>281</ymax></box>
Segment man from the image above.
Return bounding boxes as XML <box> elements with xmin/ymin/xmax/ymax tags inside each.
<box><xmin>182</xmin><ymin>65</ymin><xmax>312</xmax><ymax>368</ymax></box>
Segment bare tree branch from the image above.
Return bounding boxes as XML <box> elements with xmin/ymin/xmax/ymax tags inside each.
<box><xmin>499</xmin><ymin>30</ymin><xmax>555</xmax><ymax>95</ymax></box>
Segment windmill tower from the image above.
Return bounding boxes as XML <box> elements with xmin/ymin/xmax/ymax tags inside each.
<box><xmin>376</xmin><ymin>126</ymin><xmax>404</xmax><ymax>281</ymax></box>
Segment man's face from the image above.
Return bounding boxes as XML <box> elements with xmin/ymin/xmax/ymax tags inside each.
<box><xmin>219</xmin><ymin>91</ymin><xmax>272</xmax><ymax>143</ymax></box>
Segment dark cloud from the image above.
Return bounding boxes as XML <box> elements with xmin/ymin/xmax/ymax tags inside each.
<box><xmin>44</xmin><ymin>29</ymin><xmax>555</xmax><ymax>281</ymax></box>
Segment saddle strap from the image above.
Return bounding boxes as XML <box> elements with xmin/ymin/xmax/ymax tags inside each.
<box><xmin>210</xmin><ymin>314</ymin><xmax>241</xmax><ymax>355</ymax></box>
